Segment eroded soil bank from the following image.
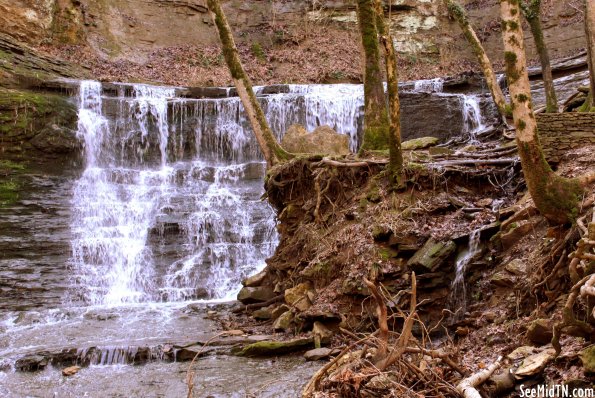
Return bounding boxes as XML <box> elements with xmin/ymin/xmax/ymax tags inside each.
<box><xmin>232</xmin><ymin>130</ymin><xmax>595</xmax><ymax>396</ymax></box>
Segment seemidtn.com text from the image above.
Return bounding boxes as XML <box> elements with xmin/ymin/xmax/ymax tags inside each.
<box><xmin>520</xmin><ymin>384</ymin><xmax>595</xmax><ymax>398</ymax></box>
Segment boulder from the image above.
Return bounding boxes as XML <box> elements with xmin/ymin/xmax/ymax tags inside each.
<box><xmin>407</xmin><ymin>239</ymin><xmax>456</xmax><ymax>273</ymax></box>
<box><xmin>285</xmin><ymin>282</ymin><xmax>315</xmax><ymax>312</ymax></box>
<box><xmin>242</xmin><ymin>270</ymin><xmax>267</xmax><ymax>287</ymax></box>
<box><xmin>271</xmin><ymin>304</ymin><xmax>290</xmax><ymax>320</ymax></box>
<box><xmin>401</xmin><ymin>136</ymin><xmax>438</xmax><ymax>150</ymax></box>
<box><xmin>281</xmin><ymin>124</ymin><xmax>349</xmax><ymax>155</ymax></box>
<box><xmin>580</xmin><ymin>345</ymin><xmax>595</xmax><ymax>373</ymax></box>
<box><xmin>304</xmin><ymin>347</ymin><xmax>333</xmax><ymax>361</ymax></box>
<box><xmin>235</xmin><ymin>337</ymin><xmax>314</xmax><ymax>357</ymax></box>
<box><xmin>526</xmin><ymin>319</ymin><xmax>553</xmax><ymax>346</ymax></box>
<box><xmin>253</xmin><ymin>307</ymin><xmax>273</xmax><ymax>320</ymax></box>
<box><xmin>15</xmin><ymin>355</ymin><xmax>48</xmax><ymax>372</ymax></box>
<box><xmin>273</xmin><ymin>310</ymin><xmax>295</xmax><ymax>332</ymax></box>
<box><xmin>514</xmin><ymin>348</ymin><xmax>556</xmax><ymax>379</ymax></box>
<box><xmin>237</xmin><ymin>286</ymin><xmax>275</xmax><ymax>304</ymax></box>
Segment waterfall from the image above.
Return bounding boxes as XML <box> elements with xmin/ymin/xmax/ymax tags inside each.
<box><xmin>69</xmin><ymin>80</ymin><xmax>496</xmax><ymax>306</ymax></box>
<box><xmin>70</xmin><ymin>81</ymin><xmax>278</xmax><ymax>305</ymax></box>
<box><xmin>448</xmin><ymin>230</ymin><xmax>482</xmax><ymax>320</ymax></box>
<box><xmin>462</xmin><ymin>95</ymin><xmax>486</xmax><ymax>144</ymax></box>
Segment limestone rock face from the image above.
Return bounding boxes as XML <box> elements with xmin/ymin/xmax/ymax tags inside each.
<box><xmin>281</xmin><ymin>124</ymin><xmax>350</xmax><ymax>155</ymax></box>
<box><xmin>0</xmin><ymin>87</ymin><xmax>79</xmax><ymax>156</ymax></box>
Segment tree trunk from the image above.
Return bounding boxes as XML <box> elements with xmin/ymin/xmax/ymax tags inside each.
<box><xmin>446</xmin><ymin>0</ymin><xmax>509</xmax><ymax>118</ymax></box>
<box><xmin>584</xmin><ymin>0</ymin><xmax>595</xmax><ymax>110</ymax></box>
<box><xmin>521</xmin><ymin>0</ymin><xmax>558</xmax><ymax>112</ymax></box>
<box><xmin>357</xmin><ymin>0</ymin><xmax>390</xmax><ymax>152</ymax></box>
<box><xmin>500</xmin><ymin>0</ymin><xmax>582</xmax><ymax>225</ymax></box>
<box><xmin>207</xmin><ymin>0</ymin><xmax>291</xmax><ymax>167</ymax></box>
<box><xmin>374</xmin><ymin>0</ymin><xmax>404</xmax><ymax>187</ymax></box>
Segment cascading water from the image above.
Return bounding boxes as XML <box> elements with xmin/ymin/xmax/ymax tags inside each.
<box><xmin>70</xmin><ymin>81</ymin><xmax>278</xmax><ymax>305</ymax></box>
<box><xmin>448</xmin><ymin>230</ymin><xmax>482</xmax><ymax>320</ymax></box>
<box><xmin>462</xmin><ymin>95</ymin><xmax>486</xmax><ymax>144</ymax></box>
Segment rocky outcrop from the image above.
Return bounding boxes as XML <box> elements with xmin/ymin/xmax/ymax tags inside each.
<box><xmin>281</xmin><ymin>125</ymin><xmax>350</xmax><ymax>155</ymax></box>
<box><xmin>0</xmin><ymin>33</ymin><xmax>84</xmax><ymax>88</ymax></box>
<box><xmin>537</xmin><ymin>113</ymin><xmax>595</xmax><ymax>163</ymax></box>
<box><xmin>0</xmin><ymin>87</ymin><xmax>79</xmax><ymax>159</ymax></box>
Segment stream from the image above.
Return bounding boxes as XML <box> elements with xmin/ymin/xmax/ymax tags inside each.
<box><xmin>0</xmin><ymin>66</ymin><xmax>586</xmax><ymax>396</ymax></box>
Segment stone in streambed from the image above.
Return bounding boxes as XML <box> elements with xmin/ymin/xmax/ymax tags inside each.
<box><xmin>62</xmin><ymin>366</ymin><xmax>81</xmax><ymax>376</ymax></box>
<box><xmin>235</xmin><ymin>337</ymin><xmax>314</xmax><ymax>357</ymax></box>
<box><xmin>15</xmin><ymin>355</ymin><xmax>48</xmax><ymax>372</ymax></box>
<box><xmin>304</xmin><ymin>347</ymin><xmax>333</xmax><ymax>361</ymax></box>
<box><xmin>237</xmin><ymin>286</ymin><xmax>275</xmax><ymax>304</ymax></box>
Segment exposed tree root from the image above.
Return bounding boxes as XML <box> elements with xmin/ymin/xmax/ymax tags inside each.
<box><xmin>456</xmin><ymin>356</ymin><xmax>502</xmax><ymax>398</ymax></box>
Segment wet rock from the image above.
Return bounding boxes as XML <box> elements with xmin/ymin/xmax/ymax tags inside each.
<box><xmin>401</xmin><ymin>136</ymin><xmax>438</xmax><ymax>150</ymax></box>
<box><xmin>237</xmin><ymin>286</ymin><xmax>275</xmax><ymax>304</ymax></box>
<box><xmin>304</xmin><ymin>347</ymin><xmax>333</xmax><ymax>361</ymax></box>
<box><xmin>526</xmin><ymin>319</ymin><xmax>553</xmax><ymax>346</ymax></box>
<box><xmin>281</xmin><ymin>124</ymin><xmax>349</xmax><ymax>155</ymax></box>
<box><xmin>273</xmin><ymin>310</ymin><xmax>295</xmax><ymax>332</ymax></box>
<box><xmin>580</xmin><ymin>345</ymin><xmax>595</xmax><ymax>373</ymax></box>
<box><xmin>514</xmin><ymin>348</ymin><xmax>556</xmax><ymax>379</ymax></box>
<box><xmin>174</xmin><ymin>345</ymin><xmax>219</xmax><ymax>361</ymax></box>
<box><xmin>235</xmin><ymin>337</ymin><xmax>314</xmax><ymax>357</ymax></box>
<box><xmin>406</xmin><ymin>238</ymin><xmax>456</xmax><ymax>273</ymax></box>
<box><xmin>62</xmin><ymin>365</ymin><xmax>81</xmax><ymax>376</ymax></box>
<box><xmin>15</xmin><ymin>355</ymin><xmax>48</xmax><ymax>371</ymax></box>
<box><xmin>285</xmin><ymin>282</ymin><xmax>315</xmax><ymax>312</ymax></box>
<box><xmin>242</xmin><ymin>270</ymin><xmax>267</xmax><ymax>287</ymax></box>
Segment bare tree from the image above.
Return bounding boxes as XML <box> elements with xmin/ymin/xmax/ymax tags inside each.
<box><xmin>446</xmin><ymin>0</ymin><xmax>509</xmax><ymax>118</ymax></box>
<box><xmin>521</xmin><ymin>0</ymin><xmax>558</xmax><ymax>112</ymax></box>
<box><xmin>206</xmin><ymin>0</ymin><xmax>291</xmax><ymax>167</ymax></box>
<box><xmin>374</xmin><ymin>0</ymin><xmax>404</xmax><ymax>187</ymax></box>
<box><xmin>500</xmin><ymin>0</ymin><xmax>586</xmax><ymax>225</ymax></box>
<box><xmin>356</xmin><ymin>0</ymin><xmax>390</xmax><ymax>151</ymax></box>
